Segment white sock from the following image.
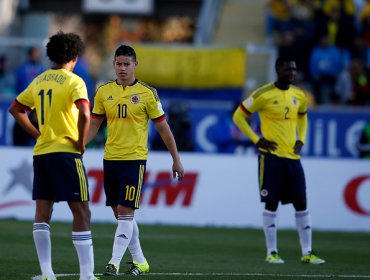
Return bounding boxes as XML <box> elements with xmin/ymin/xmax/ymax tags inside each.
<box><xmin>72</xmin><ymin>231</ymin><xmax>94</xmax><ymax>280</ymax></box>
<box><xmin>263</xmin><ymin>210</ymin><xmax>278</xmax><ymax>254</ymax></box>
<box><xmin>33</xmin><ymin>223</ymin><xmax>55</xmax><ymax>279</ymax></box>
<box><xmin>295</xmin><ymin>210</ymin><xmax>312</xmax><ymax>256</ymax></box>
<box><xmin>109</xmin><ymin>215</ymin><xmax>134</xmax><ymax>267</ymax></box>
<box><xmin>128</xmin><ymin>219</ymin><xmax>146</xmax><ymax>263</ymax></box>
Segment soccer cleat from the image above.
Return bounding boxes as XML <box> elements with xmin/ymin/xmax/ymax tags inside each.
<box><xmin>125</xmin><ymin>260</ymin><xmax>150</xmax><ymax>276</ymax></box>
<box><xmin>265</xmin><ymin>251</ymin><xmax>285</xmax><ymax>264</ymax></box>
<box><xmin>103</xmin><ymin>263</ymin><xmax>119</xmax><ymax>276</ymax></box>
<box><xmin>301</xmin><ymin>251</ymin><xmax>325</xmax><ymax>264</ymax></box>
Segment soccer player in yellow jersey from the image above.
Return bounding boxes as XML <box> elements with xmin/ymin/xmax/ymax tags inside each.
<box><xmin>87</xmin><ymin>45</ymin><xmax>184</xmax><ymax>276</ymax></box>
<box><xmin>9</xmin><ymin>32</ymin><xmax>98</xmax><ymax>280</ymax></box>
<box><xmin>233</xmin><ymin>57</ymin><xmax>325</xmax><ymax>265</ymax></box>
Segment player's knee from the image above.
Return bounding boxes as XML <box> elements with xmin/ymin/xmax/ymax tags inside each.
<box><xmin>265</xmin><ymin>201</ymin><xmax>279</xmax><ymax>212</ymax></box>
<box><xmin>293</xmin><ymin>200</ymin><xmax>307</xmax><ymax>211</ymax></box>
<box><xmin>117</xmin><ymin>204</ymin><xmax>135</xmax><ymax>216</ymax></box>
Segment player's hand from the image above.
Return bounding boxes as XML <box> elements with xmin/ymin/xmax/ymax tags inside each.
<box><xmin>256</xmin><ymin>137</ymin><xmax>277</xmax><ymax>152</ymax></box>
<box><xmin>172</xmin><ymin>160</ymin><xmax>184</xmax><ymax>181</ymax></box>
<box><xmin>294</xmin><ymin>140</ymin><xmax>304</xmax><ymax>155</ymax></box>
<box><xmin>65</xmin><ymin>136</ymin><xmax>86</xmax><ymax>155</ymax></box>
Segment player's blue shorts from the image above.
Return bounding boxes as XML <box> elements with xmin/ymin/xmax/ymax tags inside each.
<box><xmin>103</xmin><ymin>159</ymin><xmax>146</xmax><ymax>209</ymax></box>
<box><xmin>258</xmin><ymin>153</ymin><xmax>306</xmax><ymax>205</ymax></box>
<box><xmin>33</xmin><ymin>152</ymin><xmax>89</xmax><ymax>202</ymax></box>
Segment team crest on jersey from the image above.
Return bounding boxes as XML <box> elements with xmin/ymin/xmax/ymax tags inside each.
<box><xmin>292</xmin><ymin>98</ymin><xmax>298</xmax><ymax>106</ymax></box>
<box><xmin>260</xmin><ymin>189</ymin><xmax>268</xmax><ymax>197</ymax></box>
<box><xmin>130</xmin><ymin>94</ymin><xmax>140</xmax><ymax>104</ymax></box>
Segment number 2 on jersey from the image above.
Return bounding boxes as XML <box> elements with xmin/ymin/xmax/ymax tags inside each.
<box><xmin>284</xmin><ymin>106</ymin><xmax>290</xmax><ymax>119</ymax></box>
<box><xmin>38</xmin><ymin>89</ymin><xmax>52</xmax><ymax>125</ymax></box>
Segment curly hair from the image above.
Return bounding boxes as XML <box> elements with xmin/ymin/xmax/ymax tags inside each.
<box><xmin>46</xmin><ymin>31</ymin><xmax>85</xmax><ymax>64</ymax></box>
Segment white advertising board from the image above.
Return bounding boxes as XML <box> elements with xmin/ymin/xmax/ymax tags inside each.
<box><xmin>0</xmin><ymin>147</ymin><xmax>369</xmax><ymax>231</ymax></box>
<box><xmin>82</xmin><ymin>0</ymin><xmax>154</xmax><ymax>14</ymax></box>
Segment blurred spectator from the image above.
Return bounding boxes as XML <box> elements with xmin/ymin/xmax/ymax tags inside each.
<box><xmin>350</xmin><ymin>35</ymin><xmax>370</xmax><ymax>67</ymax></box>
<box><xmin>13</xmin><ymin>46</ymin><xmax>44</xmax><ymax>146</ymax></box>
<box><xmin>15</xmin><ymin>46</ymin><xmax>44</xmax><ymax>93</ymax></box>
<box><xmin>357</xmin><ymin>121</ymin><xmax>370</xmax><ymax>158</ymax></box>
<box><xmin>335</xmin><ymin>58</ymin><xmax>370</xmax><ymax>105</ymax></box>
<box><xmin>266</xmin><ymin>0</ymin><xmax>293</xmax><ymax>43</ymax></box>
<box><xmin>320</xmin><ymin>1</ymin><xmax>356</xmax><ymax>50</ymax></box>
<box><xmin>309</xmin><ymin>34</ymin><xmax>348</xmax><ymax>104</ymax></box>
<box><xmin>347</xmin><ymin>59</ymin><xmax>370</xmax><ymax>106</ymax></box>
<box><xmin>0</xmin><ymin>54</ymin><xmax>15</xmax><ymax>99</ymax></box>
<box><xmin>359</xmin><ymin>0</ymin><xmax>370</xmax><ymax>46</ymax></box>
<box><xmin>335</xmin><ymin>62</ymin><xmax>353</xmax><ymax>104</ymax></box>
<box><xmin>73</xmin><ymin>55</ymin><xmax>96</xmax><ymax>101</ymax></box>
<box><xmin>209</xmin><ymin>105</ymin><xmax>253</xmax><ymax>154</ymax></box>
<box><xmin>151</xmin><ymin>102</ymin><xmax>194</xmax><ymax>151</ymax></box>
<box><xmin>290</xmin><ymin>0</ymin><xmax>316</xmax><ymax>33</ymax></box>
<box><xmin>295</xmin><ymin>72</ymin><xmax>317</xmax><ymax>108</ymax></box>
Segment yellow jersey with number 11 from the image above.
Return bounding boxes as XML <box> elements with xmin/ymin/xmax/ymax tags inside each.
<box><xmin>14</xmin><ymin>68</ymin><xmax>89</xmax><ymax>155</ymax></box>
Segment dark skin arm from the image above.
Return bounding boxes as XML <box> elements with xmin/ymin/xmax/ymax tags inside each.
<box><xmin>8</xmin><ymin>105</ymin><xmax>41</xmax><ymax>139</ymax></box>
<box><xmin>66</xmin><ymin>101</ymin><xmax>91</xmax><ymax>155</ymax></box>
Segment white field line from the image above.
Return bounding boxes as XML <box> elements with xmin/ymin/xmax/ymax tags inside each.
<box><xmin>32</xmin><ymin>272</ymin><xmax>370</xmax><ymax>279</ymax></box>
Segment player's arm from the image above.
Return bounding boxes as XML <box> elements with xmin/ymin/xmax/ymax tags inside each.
<box><xmin>8</xmin><ymin>101</ymin><xmax>40</xmax><ymax>139</ymax></box>
<box><xmin>294</xmin><ymin>111</ymin><xmax>308</xmax><ymax>154</ymax></box>
<box><xmin>86</xmin><ymin>117</ymin><xmax>104</xmax><ymax>145</ymax></box>
<box><xmin>232</xmin><ymin>106</ymin><xmax>259</xmax><ymax>143</ymax></box>
<box><xmin>232</xmin><ymin>105</ymin><xmax>277</xmax><ymax>151</ymax></box>
<box><xmin>74</xmin><ymin>100</ymin><xmax>90</xmax><ymax>154</ymax></box>
<box><xmin>154</xmin><ymin>120</ymin><xmax>184</xmax><ymax>180</ymax></box>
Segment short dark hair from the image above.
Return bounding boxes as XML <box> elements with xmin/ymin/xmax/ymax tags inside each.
<box><xmin>275</xmin><ymin>56</ymin><xmax>295</xmax><ymax>68</ymax></box>
<box><xmin>46</xmin><ymin>31</ymin><xmax>84</xmax><ymax>64</ymax></box>
<box><xmin>114</xmin><ymin>45</ymin><xmax>136</xmax><ymax>61</ymax></box>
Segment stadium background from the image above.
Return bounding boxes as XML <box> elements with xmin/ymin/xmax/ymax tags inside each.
<box><xmin>0</xmin><ymin>0</ymin><xmax>369</xmax><ymax>231</ymax></box>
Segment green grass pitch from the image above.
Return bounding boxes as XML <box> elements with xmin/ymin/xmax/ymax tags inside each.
<box><xmin>0</xmin><ymin>219</ymin><xmax>369</xmax><ymax>280</ymax></box>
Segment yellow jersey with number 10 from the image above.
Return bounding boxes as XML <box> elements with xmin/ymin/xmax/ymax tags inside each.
<box><xmin>92</xmin><ymin>79</ymin><xmax>166</xmax><ymax>160</ymax></box>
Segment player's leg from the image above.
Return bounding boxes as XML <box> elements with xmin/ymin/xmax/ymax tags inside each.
<box><xmin>104</xmin><ymin>160</ymin><xmax>148</xmax><ymax>276</ymax></box>
<box><xmin>128</xmin><ymin>219</ymin><xmax>146</xmax><ymax>264</ymax></box>
<box><xmin>69</xmin><ymin>201</ymin><xmax>95</xmax><ymax>280</ymax></box>
<box><xmin>54</xmin><ymin>153</ymin><xmax>96</xmax><ymax>279</ymax></box>
<box><xmin>33</xmin><ymin>155</ymin><xmax>56</xmax><ymax>279</ymax></box>
<box><xmin>263</xmin><ymin>202</ymin><xmax>284</xmax><ymax>263</ymax></box>
<box><xmin>259</xmin><ymin>154</ymin><xmax>284</xmax><ymax>263</ymax></box>
<box><xmin>291</xmin><ymin>160</ymin><xmax>325</xmax><ymax>264</ymax></box>
<box><xmin>105</xmin><ymin>205</ymin><xmax>135</xmax><ymax>275</ymax></box>
<box><xmin>126</xmin><ymin>218</ymin><xmax>149</xmax><ymax>275</ymax></box>
<box><xmin>33</xmin><ymin>199</ymin><xmax>56</xmax><ymax>280</ymax></box>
